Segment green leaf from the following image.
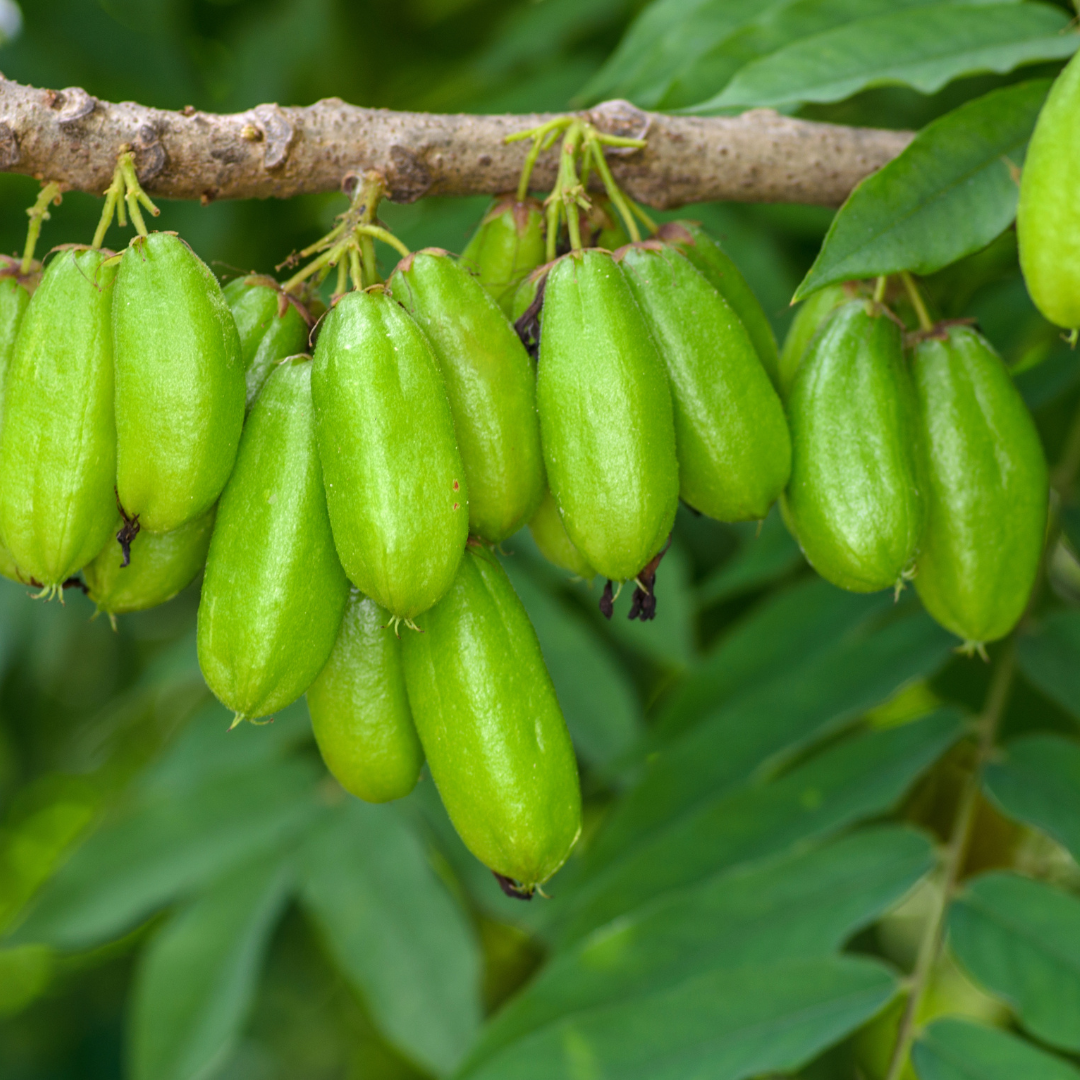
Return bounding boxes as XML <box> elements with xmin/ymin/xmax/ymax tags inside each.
<box><xmin>794</xmin><ymin>80</ymin><xmax>1049</xmax><ymax>300</ymax></box>
<box><xmin>464</xmin><ymin>826</ymin><xmax>931</xmax><ymax>1074</ymax></box>
<box><xmin>984</xmin><ymin>735</ymin><xmax>1080</xmax><ymax>863</ymax></box>
<box><xmin>499</xmin><ymin>557</ymin><xmax>642</xmax><ymax>769</ymax></box>
<box><xmin>950</xmin><ymin>872</ymin><xmax>1080</xmax><ymax>1052</ymax></box>
<box><xmin>914</xmin><ymin>1018</ymin><xmax>1080</xmax><ymax>1080</ymax></box>
<box><xmin>1017</xmin><ymin>612</ymin><xmax>1080</xmax><ymax>723</ymax></box>
<box><xmin>694</xmin><ymin>3</ymin><xmax>1075</xmax><ymax>111</ymax></box>
<box><xmin>299</xmin><ymin>800</ymin><xmax>481</xmax><ymax>1075</ymax></box>
<box><xmin>128</xmin><ymin>853</ymin><xmax>292</xmax><ymax>1080</ymax></box>
<box><xmin>459</xmin><ymin>955</ymin><xmax>896</xmax><ymax>1080</ymax></box>
<box><xmin>9</xmin><ymin>759</ymin><xmax>320</xmax><ymax>951</ymax></box>
<box><xmin>546</xmin><ymin>709</ymin><xmax>962</xmax><ymax>943</ymax></box>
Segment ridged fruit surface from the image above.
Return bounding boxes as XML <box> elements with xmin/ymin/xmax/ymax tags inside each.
<box><xmin>537</xmin><ymin>249</ymin><xmax>678</xmax><ymax>582</ymax></box>
<box><xmin>402</xmin><ymin>547</ymin><xmax>581</xmax><ymax>892</ymax></box>
<box><xmin>778</xmin><ymin>283</ymin><xmax>851</xmax><ymax>396</ymax></box>
<box><xmin>390</xmin><ymin>249</ymin><xmax>544</xmax><ymax>542</ymax></box>
<box><xmin>198</xmin><ymin>357</ymin><xmax>348</xmax><ymax>722</ymax></box>
<box><xmin>528</xmin><ymin>489</ymin><xmax>595</xmax><ymax>579</ymax></box>
<box><xmin>307</xmin><ymin>590</ymin><xmax>424</xmax><ymax>803</ymax></box>
<box><xmin>912</xmin><ymin>326</ymin><xmax>1047</xmax><ymax>644</ymax></box>
<box><xmin>311</xmin><ymin>287</ymin><xmax>468</xmax><ymax>620</ymax></box>
<box><xmin>461</xmin><ymin>195</ymin><xmax>546</xmax><ymax>316</ymax></box>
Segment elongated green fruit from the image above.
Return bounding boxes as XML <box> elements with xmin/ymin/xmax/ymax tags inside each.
<box><xmin>657</xmin><ymin>221</ymin><xmax>780</xmax><ymax>388</ymax></box>
<box><xmin>1017</xmin><ymin>51</ymin><xmax>1080</xmax><ymax>328</ymax></box>
<box><xmin>223</xmin><ymin>275</ymin><xmax>311</xmax><ymax>411</ymax></box>
<box><xmin>390</xmin><ymin>249</ymin><xmax>544</xmax><ymax>543</ymax></box>
<box><xmin>402</xmin><ymin>547</ymin><xmax>581</xmax><ymax>892</ymax></box>
<box><xmin>312</xmin><ymin>288</ymin><xmax>467</xmax><ymax>620</ymax></box>
<box><xmin>307</xmin><ymin>590</ymin><xmax>424</xmax><ymax>803</ymax></box>
<box><xmin>619</xmin><ymin>243</ymin><xmax>790</xmax><ymax>522</ymax></box>
<box><xmin>528</xmin><ymin>489</ymin><xmax>595</xmax><ymax>579</ymax></box>
<box><xmin>84</xmin><ymin>507</ymin><xmax>214</xmax><ymax>616</ymax></box>
<box><xmin>0</xmin><ymin>249</ymin><xmax>118</xmax><ymax>589</ymax></box>
<box><xmin>198</xmin><ymin>357</ymin><xmax>348</xmax><ymax>722</ymax></box>
<box><xmin>113</xmin><ymin>232</ymin><xmax>244</xmax><ymax>532</ymax></box>
<box><xmin>784</xmin><ymin>301</ymin><xmax>923</xmax><ymax>593</ymax></box>
<box><xmin>779</xmin><ymin>283</ymin><xmax>851</xmax><ymax>396</ymax></box>
<box><xmin>537</xmin><ymin>249</ymin><xmax>679</xmax><ymax>582</ymax></box>
<box><xmin>912</xmin><ymin>326</ymin><xmax>1047</xmax><ymax>645</ymax></box>
<box><xmin>461</xmin><ymin>195</ymin><xmax>546</xmax><ymax>317</ymax></box>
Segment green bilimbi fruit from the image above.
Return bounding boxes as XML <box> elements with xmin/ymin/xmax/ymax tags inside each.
<box><xmin>528</xmin><ymin>489</ymin><xmax>595</xmax><ymax>579</ymax></box>
<box><xmin>585</xmin><ymin>195</ymin><xmax>631</xmax><ymax>251</ymax></box>
<box><xmin>657</xmin><ymin>221</ymin><xmax>780</xmax><ymax>388</ymax></box>
<box><xmin>537</xmin><ymin>249</ymin><xmax>679</xmax><ymax>582</ymax></box>
<box><xmin>618</xmin><ymin>242</ymin><xmax>790</xmax><ymax>522</ymax></box>
<box><xmin>0</xmin><ymin>248</ymin><xmax>118</xmax><ymax>590</ymax></box>
<box><xmin>113</xmin><ymin>232</ymin><xmax>244</xmax><ymax>533</ymax></box>
<box><xmin>84</xmin><ymin>507</ymin><xmax>214</xmax><ymax>619</ymax></box>
<box><xmin>402</xmin><ymin>547</ymin><xmax>581</xmax><ymax>894</ymax></box>
<box><xmin>461</xmin><ymin>195</ymin><xmax>546</xmax><ymax>317</ymax></box>
<box><xmin>307</xmin><ymin>590</ymin><xmax>424</xmax><ymax>803</ymax></box>
<box><xmin>1017</xmin><ymin>50</ymin><xmax>1080</xmax><ymax>328</ymax></box>
<box><xmin>312</xmin><ymin>287</ymin><xmax>467</xmax><ymax>621</ymax></box>
<box><xmin>784</xmin><ymin>301</ymin><xmax>923</xmax><ymax>593</ymax></box>
<box><xmin>390</xmin><ymin>249</ymin><xmax>544</xmax><ymax>543</ymax></box>
<box><xmin>198</xmin><ymin>357</ymin><xmax>348</xmax><ymax>723</ymax></box>
<box><xmin>223</xmin><ymin>275</ymin><xmax>311</xmax><ymax>411</ymax></box>
<box><xmin>778</xmin><ymin>283</ymin><xmax>851</xmax><ymax>396</ymax></box>
<box><xmin>911</xmin><ymin>326</ymin><xmax>1047</xmax><ymax>645</ymax></box>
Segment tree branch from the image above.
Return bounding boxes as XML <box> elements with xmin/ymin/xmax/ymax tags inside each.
<box><xmin>0</xmin><ymin>77</ymin><xmax>913</xmax><ymax>209</ymax></box>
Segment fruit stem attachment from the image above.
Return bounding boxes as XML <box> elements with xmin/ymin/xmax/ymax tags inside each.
<box><xmin>901</xmin><ymin>271</ymin><xmax>933</xmax><ymax>331</ymax></box>
<box><xmin>873</xmin><ymin>275</ymin><xmax>888</xmax><ymax>304</ymax></box>
<box><xmin>91</xmin><ymin>148</ymin><xmax>160</xmax><ymax>249</ymax></box>
<box><xmin>21</xmin><ymin>182</ymin><xmax>61</xmax><ymax>274</ymax></box>
<box><xmin>354</xmin><ymin>224</ymin><xmax>411</xmax><ymax>260</ymax></box>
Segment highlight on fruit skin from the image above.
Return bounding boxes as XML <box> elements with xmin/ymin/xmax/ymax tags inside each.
<box><xmin>460</xmin><ymin>195</ymin><xmax>546</xmax><ymax>317</ymax></box>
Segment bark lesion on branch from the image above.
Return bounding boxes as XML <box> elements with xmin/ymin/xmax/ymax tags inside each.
<box><xmin>0</xmin><ymin>75</ymin><xmax>913</xmax><ymax>209</ymax></box>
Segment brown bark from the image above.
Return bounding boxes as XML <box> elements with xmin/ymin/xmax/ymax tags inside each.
<box><xmin>0</xmin><ymin>77</ymin><xmax>913</xmax><ymax>209</ymax></box>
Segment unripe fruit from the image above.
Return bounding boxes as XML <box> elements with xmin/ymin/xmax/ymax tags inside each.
<box><xmin>618</xmin><ymin>242</ymin><xmax>790</xmax><ymax>522</ymax></box>
<box><xmin>584</xmin><ymin>195</ymin><xmax>631</xmax><ymax>251</ymax></box>
<box><xmin>311</xmin><ymin>288</ymin><xmax>467</xmax><ymax>621</ymax></box>
<box><xmin>402</xmin><ymin>547</ymin><xmax>581</xmax><ymax>893</ymax></box>
<box><xmin>113</xmin><ymin>232</ymin><xmax>245</xmax><ymax>533</ymax></box>
<box><xmin>911</xmin><ymin>326</ymin><xmax>1047</xmax><ymax>645</ymax></box>
<box><xmin>0</xmin><ymin>248</ymin><xmax>118</xmax><ymax>589</ymax></box>
<box><xmin>307</xmin><ymin>590</ymin><xmax>424</xmax><ymax>803</ymax></box>
<box><xmin>198</xmin><ymin>357</ymin><xmax>348</xmax><ymax>723</ymax></box>
<box><xmin>528</xmin><ymin>489</ymin><xmax>595</xmax><ymax>579</ymax></box>
<box><xmin>1017</xmin><ymin>51</ymin><xmax>1080</xmax><ymax>328</ymax></box>
<box><xmin>783</xmin><ymin>301</ymin><xmax>923</xmax><ymax>593</ymax></box>
<box><xmin>83</xmin><ymin>507</ymin><xmax>214</xmax><ymax>618</ymax></box>
<box><xmin>461</xmin><ymin>195</ymin><xmax>546</xmax><ymax>317</ymax></box>
<box><xmin>223</xmin><ymin>275</ymin><xmax>311</xmax><ymax>411</ymax></box>
<box><xmin>778</xmin><ymin>283</ymin><xmax>851</xmax><ymax>396</ymax></box>
<box><xmin>657</xmin><ymin>222</ymin><xmax>780</xmax><ymax>388</ymax></box>
<box><xmin>390</xmin><ymin>249</ymin><xmax>544</xmax><ymax>543</ymax></box>
<box><xmin>537</xmin><ymin>249</ymin><xmax>679</xmax><ymax>582</ymax></box>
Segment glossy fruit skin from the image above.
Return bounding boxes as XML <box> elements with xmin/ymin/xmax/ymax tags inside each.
<box><xmin>401</xmin><ymin>547</ymin><xmax>581</xmax><ymax>890</ymax></box>
<box><xmin>113</xmin><ymin>232</ymin><xmax>245</xmax><ymax>532</ymax></box>
<box><xmin>528</xmin><ymin>489</ymin><xmax>595</xmax><ymax>579</ymax></box>
<box><xmin>657</xmin><ymin>221</ymin><xmax>780</xmax><ymax>388</ymax></box>
<box><xmin>311</xmin><ymin>288</ymin><xmax>467</xmax><ymax>620</ymax></box>
<box><xmin>537</xmin><ymin>250</ymin><xmax>679</xmax><ymax>582</ymax></box>
<box><xmin>223</xmin><ymin>275</ymin><xmax>311</xmax><ymax>411</ymax></box>
<box><xmin>1017</xmin><ymin>50</ymin><xmax>1080</xmax><ymax>328</ymax></box>
<box><xmin>778</xmin><ymin>283</ymin><xmax>851</xmax><ymax>396</ymax></box>
<box><xmin>618</xmin><ymin>243</ymin><xmax>790</xmax><ymax>522</ymax></box>
<box><xmin>198</xmin><ymin>357</ymin><xmax>348</xmax><ymax>722</ymax></box>
<box><xmin>390</xmin><ymin>249</ymin><xmax>544</xmax><ymax>543</ymax></box>
<box><xmin>461</xmin><ymin>195</ymin><xmax>546</xmax><ymax>317</ymax></box>
<box><xmin>784</xmin><ymin>301</ymin><xmax>924</xmax><ymax>593</ymax></box>
<box><xmin>84</xmin><ymin>506</ymin><xmax>214</xmax><ymax>615</ymax></box>
<box><xmin>0</xmin><ymin>249</ymin><xmax>118</xmax><ymax>588</ymax></box>
<box><xmin>307</xmin><ymin>590</ymin><xmax>424</xmax><ymax>803</ymax></box>
<box><xmin>911</xmin><ymin>326</ymin><xmax>1047</xmax><ymax>644</ymax></box>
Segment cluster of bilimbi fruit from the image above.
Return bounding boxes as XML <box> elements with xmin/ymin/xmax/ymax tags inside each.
<box><xmin>1</xmin><ymin>53</ymin><xmax>1075</xmax><ymax>895</ymax></box>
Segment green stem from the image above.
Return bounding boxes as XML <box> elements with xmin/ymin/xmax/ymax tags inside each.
<box><xmin>508</xmin><ymin>117</ymin><xmax>573</xmax><ymax>202</ymax></box>
<box><xmin>118</xmin><ymin>151</ymin><xmax>160</xmax><ymax>237</ymax></box>
<box><xmin>873</xmin><ymin>275</ymin><xmax>888</xmax><ymax>305</ymax></box>
<box><xmin>354</xmin><ymin>223</ymin><xmax>411</xmax><ymax>260</ymax></box>
<box><xmin>21</xmin><ymin>182</ymin><xmax>61</xmax><ymax>273</ymax></box>
<box><xmin>335</xmin><ymin>256</ymin><xmax>348</xmax><ymax>299</ymax></box>
<box><xmin>589</xmin><ymin>138</ymin><xmax>640</xmax><ymax>243</ymax></box>
<box><xmin>92</xmin><ymin>161</ymin><xmax>125</xmax><ymax>250</ymax></box>
<box><xmin>901</xmin><ymin>271</ymin><xmax>932</xmax><ymax>331</ymax></box>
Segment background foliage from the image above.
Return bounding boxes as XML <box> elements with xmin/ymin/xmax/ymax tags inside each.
<box><xmin>1</xmin><ymin>2</ymin><xmax>1080</xmax><ymax>1078</ymax></box>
